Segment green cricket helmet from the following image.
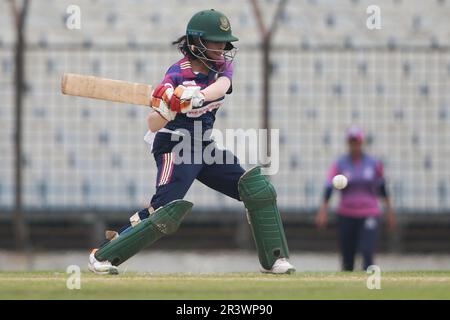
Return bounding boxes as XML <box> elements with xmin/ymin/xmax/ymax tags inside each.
<box><xmin>185</xmin><ymin>9</ymin><xmax>238</xmax><ymax>73</ymax></box>
<box><xmin>186</xmin><ymin>9</ymin><xmax>239</xmax><ymax>42</ymax></box>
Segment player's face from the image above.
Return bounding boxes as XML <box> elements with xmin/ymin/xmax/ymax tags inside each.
<box><xmin>205</xmin><ymin>41</ymin><xmax>226</xmax><ymax>60</ymax></box>
<box><xmin>348</xmin><ymin>138</ymin><xmax>363</xmax><ymax>156</ymax></box>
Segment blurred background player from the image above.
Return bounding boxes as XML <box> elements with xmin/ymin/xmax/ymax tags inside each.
<box><xmin>315</xmin><ymin>126</ymin><xmax>397</xmax><ymax>271</ymax></box>
<box><xmin>88</xmin><ymin>9</ymin><xmax>295</xmax><ymax>275</ymax></box>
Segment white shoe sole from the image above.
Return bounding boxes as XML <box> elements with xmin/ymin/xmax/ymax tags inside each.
<box><xmin>260</xmin><ymin>267</ymin><xmax>296</xmax><ymax>274</ymax></box>
<box><xmin>88</xmin><ymin>263</ymin><xmax>119</xmax><ymax>275</ymax></box>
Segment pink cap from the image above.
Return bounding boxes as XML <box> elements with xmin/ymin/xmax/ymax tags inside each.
<box><xmin>347</xmin><ymin>126</ymin><xmax>365</xmax><ymax>142</ymax></box>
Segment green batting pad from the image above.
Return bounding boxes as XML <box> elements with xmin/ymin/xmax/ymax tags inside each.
<box><xmin>95</xmin><ymin>200</ymin><xmax>193</xmax><ymax>266</ymax></box>
<box><xmin>238</xmin><ymin>166</ymin><xmax>290</xmax><ymax>270</ymax></box>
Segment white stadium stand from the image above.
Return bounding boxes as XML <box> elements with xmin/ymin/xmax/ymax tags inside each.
<box><xmin>0</xmin><ymin>0</ymin><xmax>449</xmax><ymax>213</ymax></box>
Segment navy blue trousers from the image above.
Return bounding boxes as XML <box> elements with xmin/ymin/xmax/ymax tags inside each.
<box><xmin>338</xmin><ymin>215</ymin><xmax>380</xmax><ymax>271</ymax></box>
<box><xmin>112</xmin><ymin>145</ymin><xmax>245</xmax><ymax>238</ymax></box>
<box><xmin>150</xmin><ymin>147</ymin><xmax>245</xmax><ymax>209</ymax></box>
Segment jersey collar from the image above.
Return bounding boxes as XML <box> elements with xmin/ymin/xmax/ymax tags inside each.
<box><xmin>349</xmin><ymin>152</ymin><xmax>365</xmax><ymax>165</ymax></box>
<box><xmin>179</xmin><ymin>56</ymin><xmax>218</xmax><ymax>79</ymax></box>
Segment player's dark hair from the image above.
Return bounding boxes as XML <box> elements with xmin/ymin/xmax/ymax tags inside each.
<box><xmin>172</xmin><ymin>35</ymin><xmax>198</xmax><ymax>60</ymax></box>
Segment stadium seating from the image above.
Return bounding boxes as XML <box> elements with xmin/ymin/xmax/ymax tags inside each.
<box><xmin>0</xmin><ymin>0</ymin><xmax>449</xmax><ymax>212</ymax></box>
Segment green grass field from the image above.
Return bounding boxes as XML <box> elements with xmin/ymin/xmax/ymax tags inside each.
<box><xmin>0</xmin><ymin>271</ymin><xmax>449</xmax><ymax>299</ymax></box>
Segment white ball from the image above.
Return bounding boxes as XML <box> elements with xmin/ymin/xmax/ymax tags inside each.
<box><xmin>332</xmin><ymin>174</ymin><xmax>348</xmax><ymax>190</ymax></box>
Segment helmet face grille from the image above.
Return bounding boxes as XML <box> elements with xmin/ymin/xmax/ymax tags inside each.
<box><xmin>186</xmin><ymin>36</ymin><xmax>238</xmax><ymax>74</ymax></box>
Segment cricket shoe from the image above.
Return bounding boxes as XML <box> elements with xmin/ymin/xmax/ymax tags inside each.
<box><xmin>88</xmin><ymin>249</ymin><xmax>119</xmax><ymax>275</ymax></box>
<box><xmin>260</xmin><ymin>258</ymin><xmax>296</xmax><ymax>274</ymax></box>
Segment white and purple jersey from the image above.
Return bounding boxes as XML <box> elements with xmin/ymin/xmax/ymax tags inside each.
<box><xmin>148</xmin><ymin>57</ymin><xmax>233</xmax><ymax>155</ymax></box>
<box><xmin>326</xmin><ymin>154</ymin><xmax>386</xmax><ymax>217</ymax></box>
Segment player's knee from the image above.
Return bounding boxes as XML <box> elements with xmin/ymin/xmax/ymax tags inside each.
<box><xmin>238</xmin><ymin>166</ymin><xmax>277</xmax><ymax>209</ymax></box>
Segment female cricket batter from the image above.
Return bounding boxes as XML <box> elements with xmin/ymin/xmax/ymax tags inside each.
<box><xmin>88</xmin><ymin>9</ymin><xmax>295</xmax><ymax>275</ymax></box>
<box><xmin>315</xmin><ymin>126</ymin><xmax>397</xmax><ymax>271</ymax></box>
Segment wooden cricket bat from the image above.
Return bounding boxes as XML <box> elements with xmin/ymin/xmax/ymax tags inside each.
<box><xmin>61</xmin><ymin>73</ymin><xmax>153</xmax><ymax>106</ymax></box>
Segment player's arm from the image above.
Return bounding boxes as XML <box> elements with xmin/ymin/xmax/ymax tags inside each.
<box><xmin>316</xmin><ymin>189</ymin><xmax>332</xmax><ymax>229</ymax></box>
<box><xmin>380</xmin><ymin>186</ymin><xmax>396</xmax><ymax>231</ymax></box>
<box><xmin>200</xmin><ymin>76</ymin><xmax>231</xmax><ymax>102</ymax></box>
<box><xmin>173</xmin><ymin>62</ymin><xmax>233</xmax><ymax>105</ymax></box>
<box><xmin>149</xmin><ymin>76</ymin><xmax>231</xmax><ymax>131</ymax></box>
<box><xmin>315</xmin><ymin>162</ymin><xmax>338</xmax><ymax>229</ymax></box>
<box><xmin>170</xmin><ymin>76</ymin><xmax>231</xmax><ymax>109</ymax></box>
<box><xmin>376</xmin><ymin>161</ymin><xmax>397</xmax><ymax>231</ymax></box>
<box><xmin>147</xmin><ymin>111</ymin><xmax>168</xmax><ymax>133</ymax></box>
<box><xmin>200</xmin><ymin>61</ymin><xmax>234</xmax><ymax>102</ymax></box>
